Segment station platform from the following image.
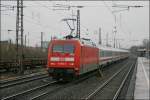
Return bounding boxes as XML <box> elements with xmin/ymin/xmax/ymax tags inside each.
<box><xmin>134</xmin><ymin>57</ymin><xmax>149</xmax><ymax>99</ymax></box>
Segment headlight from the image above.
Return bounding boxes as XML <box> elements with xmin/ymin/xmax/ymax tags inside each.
<box><xmin>51</xmin><ymin>57</ymin><xmax>59</xmax><ymax>61</ymax></box>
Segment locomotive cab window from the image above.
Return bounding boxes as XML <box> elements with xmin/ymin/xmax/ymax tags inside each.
<box><xmin>64</xmin><ymin>44</ymin><xmax>75</xmax><ymax>54</ymax></box>
<box><xmin>52</xmin><ymin>45</ymin><xmax>63</xmax><ymax>53</ymax></box>
<box><xmin>52</xmin><ymin>44</ymin><xmax>75</xmax><ymax>53</ymax></box>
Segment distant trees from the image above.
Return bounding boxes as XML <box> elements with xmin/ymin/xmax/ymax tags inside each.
<box><xmin>142</xmin><ymin>39</ymin><xmax>150</xmax><ymax>50</ymax></box>
<box><xmin>130</xmin><ymin>39</ymin><xmax>150</xmax><ymax>57</ymax></box>
<box><xmin>130</xmin><ymin>46</ymin><xmax>138</xmax><ymax>55</ymax></box>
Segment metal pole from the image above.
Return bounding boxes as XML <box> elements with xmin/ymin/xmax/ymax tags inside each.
<box><xmin>25</xmin><ymin>34</ymin><xmax>26</xmax><ymax>47</ymax></box>
<box><xmin>113</xmin><ymin>26</ymin><xmax>117</xmax><ymax>48</ymax></box>
<box><xmin>76</xmin><ymin>10</ymin><xmax>80</xmax><ymax>39</ymax></box>
<box><xmin>119</xmin><ymin>40</ymin><xmax>121</xmax><ymax>48</ymax></box>
<box><xmin>116</xmin><ymin>39</ymin><xmax>118</xmax><ymax>48</ymax></box>
<box><xmin>0</xmin><ymin>0</ymin><xmax>1</xmax><ymax>62</ymax></box>
<box><xmin>41</xmin><ymin>32</ymin><xmax>43</xmax><ymax>49</ymax></box>
<box><xmin>8</xmin><ymin>30</ymin><xmax>10</xmax><ymax>43</ymax></box>
<box><xmin>28</xmin><ymin>32</ymin><xmax>29</xmax><ymax>47</ymax></box>
<box><xmin>99</xmin><ymin>27</ymin><xmax>102</xmax><ymax>45</ymax></box>
<box><xmin>106</xmin><ymin>33</ymin><xmax>108</xmax><ymax>46</ymax></box>
<box><xmin>113</xmin><ymin>14</ymin><xmax>117</xmax><ymax>48</ymax></box>
<box><xmin>51</xmin><ymin>35</ymin><xmax>52</xmax><ymax>41</ymax></box>
<box><xmin>16</xmin><ymin>0</ymin><xmax>24</xmax><ymax>74</ymax></box>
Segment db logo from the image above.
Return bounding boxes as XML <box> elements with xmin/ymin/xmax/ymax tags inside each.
<box><xmin>59</xmin><ymin>58</ymin><xmax>65</xmax><ymax>61</ymax></box>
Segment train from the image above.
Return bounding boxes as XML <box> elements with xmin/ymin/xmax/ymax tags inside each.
<box><xmin>47</xmin><ymin>37</ymin><xmax>129</xmax><ymax>81</ymax></box>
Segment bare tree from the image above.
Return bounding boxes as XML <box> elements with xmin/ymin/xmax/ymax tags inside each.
<box><xmin>142</xmin><ymin>39</ymin><xmax>150</xmax><ymax>50</ymax></box>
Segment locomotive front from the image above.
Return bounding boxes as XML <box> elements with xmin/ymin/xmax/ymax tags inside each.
<box><xmin>47</xmin><ymin>40</ymin><xmax>81</xmax><ymax>81</ymax></box>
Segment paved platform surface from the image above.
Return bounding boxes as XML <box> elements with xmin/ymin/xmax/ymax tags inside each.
<box><xmin>134</xmin><ymin>57</ymin><xmax>149</xmax><ymax>100</ymax></box>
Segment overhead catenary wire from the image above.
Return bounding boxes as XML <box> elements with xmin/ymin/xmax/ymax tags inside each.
<box><xmin>1</xmin><ymin>2</ymin><xmax>148</xmax><ymax>48</ymax></box>
<box><xmin>1</xmin><ymin>4</ymin><xmax>58</xmax><ymax>32</ymax></box>
<box><xmin>2</xmin><ymin>12</ymin><xmax>55</xmax><ymax>31</ymax></box>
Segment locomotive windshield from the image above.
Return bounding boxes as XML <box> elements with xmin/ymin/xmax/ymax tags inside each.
<box><xmin>52</xmin><ymin>44</ymin><xmax>74</xmax><ymax>53</ymax></box>
<box><xmin>53</xmin><ymin>45</ymin><xmax>63</xmax><ymax>53</ymax></box>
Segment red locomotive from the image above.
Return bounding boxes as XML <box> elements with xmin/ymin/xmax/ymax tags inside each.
<box><xmin>47</xmin><ymin>38</ymin><xmax>128</xmax><ymax>80</ymax></box>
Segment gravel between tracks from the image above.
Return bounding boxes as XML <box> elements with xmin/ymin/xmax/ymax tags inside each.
<box><xmin>0</xmin><ymin>68</ymin><xmax>47</xmax><ymax>81</ymax></box>
<box><xmin>91</xmin><ymin>60</ymin><xmax>133</xmax><ymax>99</ymax></box>
<box><xmin>33</xmin><ymin>58</ymin><xmax>132</xmax><ymax>100</ymax></box>
<box><xmin>0</xmin><ymin>77</ymin><xmax>51</xmax><ymax>99</ymax></box>
<box><xmin>1</xmin><ymin>57</ymin><xmax>136</xmax><ymax>100</ymax></box>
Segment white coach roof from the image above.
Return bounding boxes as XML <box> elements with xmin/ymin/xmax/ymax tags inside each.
<box><xmin>98</xmin><ymin>45</ymin><xmax>129</xmax><ymax>53</ymax></box>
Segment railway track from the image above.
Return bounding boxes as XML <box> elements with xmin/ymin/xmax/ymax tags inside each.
<box><xmin>30</xmin><ymin>70</ymin><xmax>97</xmax><ymax>100</ymax></box>
<box><xmin>2</xmin><ymin>78</ymin><xmax>85</xmax><ymax>100</ymax></box>
<box><xmin>1</xmin><ymin>58</ymin><xmax>136</xmax><ymax>100</ymax></box>
<box><xmin>29</xmin><ymin>58</ymin><xmax>131</xmax><ymax>100</ymax></box>
<box><xmin>20</xmin><ymin>59</ymin><xmax>131</xmax><ymax>100</ymax></box>
<box><xmin>0</xmin><ymin>72</ymin><xmax>48</xmax><ymax>89</ymax></box>
<box><xmin>30</xmin><ymin>58</ymin><xmax>130</xmax><ymax>100</ymax></box>
<box><xmin>82</xmin><ymin>59</ymin><xmax>137</xmax><ymax>100</ymax></box>
<box><xmin>1</xmin><ymin>81</ymin><xmax>57</xmax><ymax>100</ymax></box>
<box><xmin>1</xmin><ymin>67</ymin><xmax>98</xmax><ymax>100</ymax></box>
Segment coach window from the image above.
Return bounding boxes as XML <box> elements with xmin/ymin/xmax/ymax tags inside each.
<box><xmin>110</xmin><ymin>51</ymin><xmax>112</xmax><ymax>56</ymax></box>
<box><xmin>107</xmin><ymin>51</ymin><xmax>110</xmax><ymax>57</ymax></box>
<box><xmin>112</xmin><ymin>51</ymin><xmax>115</xmax><ymax>56</ymax></box>
<box><xmin>104</xmin><ymin>51</ymin><xmax>107</xmax><ymax>57</ymax></box>
<box><xmin>64</xmin><ymin>44</ymin><xmax>75</xmax><ymax>54</ymax></box>
<box><xmin>53</xmin><ymin>45</ymin><xmax>63</xmax><ymax>53</ymax></box>
<box><xmin>100</xmin><ymin>50</ymin><xmax>104</xmax><ymax>57</ymax></box>
<box><xmin>108</xmin><ymin>51</ymin><xmax>110</xmax><ymax>56</ymax></box>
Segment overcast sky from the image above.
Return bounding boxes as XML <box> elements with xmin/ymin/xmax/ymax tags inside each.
<box><xmin>1</xmin><ymin>1</ymin><xmax>149</xmax><ymax>49</ymax></box>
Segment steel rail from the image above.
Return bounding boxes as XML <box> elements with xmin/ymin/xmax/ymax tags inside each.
<box><xmin>83</xmin><ymin>60</ymin><xmax>131</xmax><ymax>100</ymax></box>
<box><xmin>1</xmin><ymin>81</ymin><xmax>57</xmax><ymax>100</ymax></box>
<box><xmin>0</xmin><ymin>73</ymin><xmax>48</xmax><ymax>88</ymax></box>
<box><xmin>30</xmin><ymin>85</ymin><xmax>63</xmax><ymax>100</ymax></box>
<box><xmin>0</xmin><ymin>72</ymin><xmax>46</xmax><ymax>83</ymax></box>
<box><xmin>30</xmin><ymin>69</ymin><xmax>98</xmax><ymax>100</ymax></box>
<box><xmin>113</xmin><ymin>60</ymin><xmax>137</xmax><ymax>100</ymax></box>
<box><xmin>30</xmin><ymin>59</ymin><xmax>130</xmax><ymax>100</ymax></box>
